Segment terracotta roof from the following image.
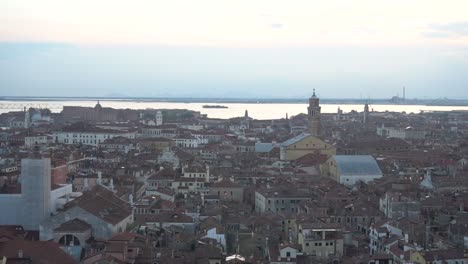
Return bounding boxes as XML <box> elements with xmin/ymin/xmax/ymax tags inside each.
<box><xmin>211</xmin><ymin>178</ymin><xmax>241</xmax><ymax>188</ymax></box>
<box><xmin>109</xmin><ymin>231</ymin><xmax>137</xmax><ymax>241</ymax></box>
<box><xmin>294</xmin><ymin>153</ymin><xmax>328</xmax><ymax>166</ymax></box>
<box><xmin>423</xmin><ymin>249</ymin><xmax>465</xmax><ymax>261</ymax></box>
<box><xmin>135</xmin><ymin>212</ymin><xmax>193</xmax><ymax>225</ymax></box>
<box><xmin>64</xmin><ymin>185</ymin><xmax>132</xmax><ymax>225</ymax></box>
<box><xmin>0</xmin><ymin>239</ymin><xmax>78</xmax><ymax>264</ymax></box>
<box><xmin>148</xmin><ymin>168</ymin><xmax>176</xmax><ymax>181</ymax></box>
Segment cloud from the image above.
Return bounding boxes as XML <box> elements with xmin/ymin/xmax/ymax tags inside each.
<box><xmin>269</xmin><ymin>23</ymin><xmax>284</xmax><ymax>29</ymax></box>
<box><xmin>423</xmin><ymin>21</ymin><xmax>468</xmax><ymax>38</ymax></box>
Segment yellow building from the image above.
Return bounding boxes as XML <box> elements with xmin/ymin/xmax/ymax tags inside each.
<box><xmin>279</xmin><ymin>133</ymin><xmax>336</xmax><ymax>161</ymax></box>
<box><xmin>409</xmin><ymin>249</ymin><xmax>468</xmax><ymax>264</ymax></box>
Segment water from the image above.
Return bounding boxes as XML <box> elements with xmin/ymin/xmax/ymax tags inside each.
<box><xmin>1</xmin><ymin>100</ymin><xmax>468</xmax><ymax>120</ymax></box>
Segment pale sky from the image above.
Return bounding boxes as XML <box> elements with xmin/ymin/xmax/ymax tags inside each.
<box><xmin>1</xmin><ymin>0</ymin><xmax>468</xmax><ymax>98</ymax></box>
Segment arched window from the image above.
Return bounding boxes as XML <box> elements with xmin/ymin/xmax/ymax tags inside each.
<box><xmin>58</xmin><ymin>234</ymin><xmax>80</xmax><ymax>246</ymax></box>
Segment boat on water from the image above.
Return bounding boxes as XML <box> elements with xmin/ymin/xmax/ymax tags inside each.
<box><xmin>202</xmin><ymin>105</ymin><xmax>228</xmax><ymax>109</ymax></box>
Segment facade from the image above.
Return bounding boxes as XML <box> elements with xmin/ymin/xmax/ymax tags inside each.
<box><xmin>0</xmin><ymin>156</ymin><xmax>52</xmax><ymax>230</ymax></box>
<box><xmin>24</xmin><ymin>134</ymin><xmax>49</xmax><ymax>148</ymax></box>
<box><xmin>308</xmin><ymin>89</ymin><xmax>321</xmax><ymax>136</ymax></box>
<box><xmin>40</xmin><ymin>185</ymin><xmax>134</xmax><ymax>241</ymax></box>
<box><xmin>61</xmin><ymin>102</ymin><xmax>139</xmax><ymax>122</ymax></box>
<box><xmin>255</xmin><ymin>188</ymin><xmax>311</xmax><ymax>213</ymax></box>
<box><xmin>54</xmin><ymin>124</ymin><xmax>136</xmax><ymax>147</ymax></box>
<box><xmin>368</xmin><ymin>221</ymin><xmax>404</xmax><ymax>255</ymax></box>
<box><xmin>322</xmin><ymin>155</ymin><xmax>383</xmax><ymax>187</ymax></box>
<box><xmin>209</xmin><ymin>179</ymin><xmax>244</xmax><ymax>202</ymax></box>
<box><xmin>379</xmin><ymin>192</ymin><xmax>421</xmax><ymax>220</ymax></box>
<box><xmin>182</xmin><ymin>164</ymin><xmax>210</xmax><ymax>182</ymax></box>
<box><xmin>137</xmin><ymin>137</ymin><xmax>175</xmax><ymax>151</ymax></box>
<box><xmin>298</xmin><ymin>223</ymin><xmax>344</xmax><ymax>259</ymax></box>
<box><xmin>175</xmin><ymin>135</ymin><xmax>204</xmax><ymax>148</ymax></box>
<box><xmin>99</xmin><ymin>136</ymin><xmax>139</xmax><ymax>153</ymax></box>
<box><xmin>279</xmin><ymin>133</ymin><xmax>336</xmax><ymax>161</ymax></box>
<box><xmin>377</xmin><ymin>125</ymin><xmax>428</xmax><ymax>140</ymax></box>
<box><xmin>141</xmin><ymin>125</ymin><xmax>178</xmax><ymax>138</ymax></box>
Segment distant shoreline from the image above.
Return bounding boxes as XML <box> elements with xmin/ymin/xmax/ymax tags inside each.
<box><xmin>1</xmin><ymin>96</ymin><xmax>468</xmax><ymax>106</ymax></box>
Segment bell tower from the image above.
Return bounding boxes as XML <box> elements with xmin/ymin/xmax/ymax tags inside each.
<box><xmin>308</xmin><ymin>89</ymin><xmax>321</xmax><ymax>136</ymax></box>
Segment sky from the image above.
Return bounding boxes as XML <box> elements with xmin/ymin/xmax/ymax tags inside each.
<box><xmin>1</xmin><ymin>0</ymin><xmax>468</xmax><ymax>99</ymax></box>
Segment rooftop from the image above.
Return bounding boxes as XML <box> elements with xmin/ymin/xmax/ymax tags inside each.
<box><xmin>333</xmin><ymin>155</ymin><xmax>383</xmax><ymax>176</ymax></box>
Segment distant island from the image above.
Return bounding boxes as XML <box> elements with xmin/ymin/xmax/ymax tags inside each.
<box><xmin>203</xmin><ymin>105</ymin><xmax>228</xmax><ymax>109</ymax></box>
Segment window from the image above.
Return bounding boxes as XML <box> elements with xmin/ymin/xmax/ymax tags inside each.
<box><xmin>286</xmin><ymin>252</ymin><xmax>291</xmax><ymax>257</ymax></box>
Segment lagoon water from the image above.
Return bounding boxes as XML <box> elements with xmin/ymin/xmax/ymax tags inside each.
<box><xmin>1</xmin><ymin>100</ymin><xmax>468</xmax><ymax>120</ymax></box>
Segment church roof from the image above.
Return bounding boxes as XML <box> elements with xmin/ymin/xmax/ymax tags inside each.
<box><xmin>333</xmin><ymin>155</ymin><xmax>382</xmax><ymax>176</ymax></box>
<box><xmin>280</xmin><ymin>133</ymin><xmax>312</xmax><ymax>147</ymax></box>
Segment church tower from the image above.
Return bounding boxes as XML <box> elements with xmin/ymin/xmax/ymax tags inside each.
<box><xmin>363</xmin><ymin>103</ymin><xmax>369</xmax><ymax>124</ymax></box>
<box><xmin>308</xmin><ymin>89</ymin><xmax>321</xmax><ymax>136</ymax></box>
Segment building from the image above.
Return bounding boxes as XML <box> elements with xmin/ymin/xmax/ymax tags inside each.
<box><xmin>53</xmin><ymin>122</ymin><xmax>136</xmax><ymax>146</ymax></box>
<box><xmin>297</xmin><ymin>222</ymin><xmax>344</xmax><ymax>259</ymax></box>
<box><xmin>308</xmin><ymin>89</ymin><xmax>321</xmax><ymax>136</ymax></box>
<box><xmin>379</xmin><ymin>192</ymin><xmax>421</xmax><ymax>220</ymax></box>
<box><xmin>40</xmin><ymin>185</ymin><xmax>134</xmax><ymax>241</ymax></box>
<box><xmin>322</xmin><ymin>155</ymin><xmax>383</xmax><ymax>187</ymax></box>
<box><xmin>24</xmin><ymin>133</ymin><xmax>49</xmax><ymax>148</ymax></box>
<box><xmin>341</xmin><ymin>138</ymin><xmax>410</xmax><ymax>155</ymax></box>
<box><xmin>99</xmin><ymin>136</ymin><xmax>139</xmax><ymax>153</ymax></box>
<box><xmin>182</xmin><ymin>164</ymin><xmax>210</xmax><ymax>182</ymax></box>
<box><xmin>208</xmin><ymin>178</ymin><xmax>244</xmax><ymax>202</ymax></box>
<box><xmin>409</xmin><ymin>250</ymin><xmax>468</xmax><ymax>264</ymax></box>
<box><xmin>279</xmin><ymin>133</ymin><xmax>336</xmax><ymax>161</ymax></box>
<box><xmin>376</xmin><ymin>124</ymin><xmax>428</xmax><ymax>140</ymax></box>
<box><xmin>61</xmin><ymin>101</ymin><xmax>139</xmax><ymax>122</ymax></box>
<box><xmin>137</xmin><ymin>137</ymin><xmax>175</xmax><ymax>151</ymax></box>
<box><xmin>141</xmin><ymin>125</ymin><xmax>178</xmax><ymax>138</ymax></box>
<box><xmin>255</xmin><ymin>186</ymin><xmax>311</xmax><ymax>213</ymax></box>
<box><xmin>0</xmin><ymin>155</ymin><xmax>52</xmax><ymax>230</ymax></box>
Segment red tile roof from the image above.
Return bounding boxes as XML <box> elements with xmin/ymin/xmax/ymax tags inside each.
<box><xmin>0</xmin><ymin>239</ymin><xmax>78</xmax><ymax>264</ymax></box>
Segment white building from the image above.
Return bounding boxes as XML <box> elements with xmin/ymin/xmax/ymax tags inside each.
<box><xmin>141</xmin><ymin>125</ymin><xmax>178</xmax><ymax>138</ymax></box>
<box><xmin>202</xmin><ymin>227</ymin><xmax>226</xmax><ymax>253</ymax></box>
<box><xmin>54</xmin><ymin>125</ymin><xmax>136</xmax><ymax>147</ymax></box>
<box><xmin>24</xmin><ymin>134</ymin><xmax>49</xmax><ymax>148</ymax></box>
